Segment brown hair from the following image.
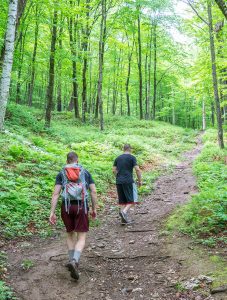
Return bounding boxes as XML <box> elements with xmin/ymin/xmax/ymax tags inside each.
<box><xmin>67</xmin><ymin>151</ymin><xmax>78</xmax><ymax>163</ymax></box>
<box><xmin>123</xmin><ymin>144</ymin><xmax>132</xmax><ymax>151</ymax></box>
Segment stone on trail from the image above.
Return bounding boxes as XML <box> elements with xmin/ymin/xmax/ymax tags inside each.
<box><xmin>129</xmin><ymin>240</ymin><xmax>135</xmax><ymax>244</ymax></box>
<box><xmin>211</xmin><ymin>284</ymin><xmax>227</xmax><ymax>294</ymax></box>
<box><xmin>182</xmin><ymin>275</ymin><xmax>213</xmax><ymax>290</ymax></box>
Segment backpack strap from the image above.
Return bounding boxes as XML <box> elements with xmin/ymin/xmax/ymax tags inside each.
<box><xmin>61</xmin><ymin>168</ymin><xmax>71</xmax><ymax>214</ymax></box>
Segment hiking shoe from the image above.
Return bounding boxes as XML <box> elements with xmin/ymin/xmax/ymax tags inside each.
<box><xmin>65</xmin><ymin>261</ymin><xmax>70</xmax><ymax>269</ymax></box>
<box><xmin>119</xmin><ymin>211</ymin><xmax>128</xmax><ymax>224</ymax></box>
<box><xmin>68</xmin><ymin>259</ymin><xmax>79</xmax><ymax>280</ymax></box>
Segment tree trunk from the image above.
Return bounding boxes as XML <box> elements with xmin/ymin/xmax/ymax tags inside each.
<box><xmin>147</xmin><ymin>23</ymin><xmax>152</xmax><ymax>120</ymax></box>
<box><xmin>112</xmin><ymin>50</ymin><xmax>121</xmax><ymax>115</ymax></box>
<box><xmin>28</xmin><ymin>6</ymin><xmax>39</xmax><ymax>107</ymax></box>
<box><xmin>125</xmin><ymin>45</ymin><xmax>133</xmax><ymax>116</ymax></box>
<box><xmin>16</xmin><ymin>28</ymin><xmax>26</xmax><ymax>104</ymax></box>
<box><xmin>45</xmin><ymin>8</ymin><xmax>57</xmax><ymax>128</ymax></box>
<box><xmin>145</xmin><ymin>51</ymin><xmax>148</xmax><ymax>119</ymax></box>
<box><xmin>152</xmin><ymin>24</ymin><xmax>157</xmax><ymax>120</ymax></box>
<box><xmin>137</xmin><ymin>3</ymin><xmax>143</xmax><ymax>119</ymax></box>
<box><xmin>68</xmin><ymin>0</ymin><xmax>79</xmax><ymax>118</ymax></box>
<box><xmin>0</xmin><ymin>0</ymin><xmax>18</xmax><ymax>130</ymax></box>
<box><xmin>81</xmin><ymin>0</ymin><xmax>90</xmax><ymax>123</ymax></box>
<box><xmin>202</xmin><ymin>99</ymin><xmax>206</xmax><ymax>130</ymax></box>
<box><xmin>57</xmin><ymin>22</ymin><xmax>63</xmax><ymax>112</ymax></box>
<box><xmin>97</xmin><ymin>0</ymin><xmax>107</xmax><ymax>130</ymax></box>
<box><xmin>215</xmin><ymin>0</ymin><xmax>227</xmax><ymax>19</ymax></box>
<box><xmin>207</xmin><ymin>2</ymin><xmax>224</xmax><ymax>148</ymax></box>
<box><xmin>0</xmin><ymin>0</ymin><xmax>27</xmax><ymax>70</ymax></box>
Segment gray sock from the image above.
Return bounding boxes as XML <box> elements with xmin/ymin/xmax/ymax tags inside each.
<box><xmin>73</xmin><ymin>250</ymin><xmax>81</xmax><ymax>263</ymax></box>
<box><xmin>68</xmin><ymin>250</ymin><xmax>74</xmax><ymax>261</ymax></box>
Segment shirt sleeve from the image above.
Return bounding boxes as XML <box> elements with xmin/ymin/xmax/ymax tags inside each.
<box><xmin>132</xmin><ymin>156</ymin><xmax>137</xmax><ymax>167</ymax></box>
<box><xmin>55</xmin><ymin>172</ymin><xmax>63</xmax><ymax>185</ymax></box>
<box><xmin>85</xmin><ymin>170</ymin><xmax>95</xmax><ymax>185</ymax></box>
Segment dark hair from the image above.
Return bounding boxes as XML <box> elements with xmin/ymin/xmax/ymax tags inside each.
<box><xmin>123</xmin><ymin>144</ymin><xmax>132</xmax><ymax>151</ymax></box>
<box><xmin>67</xmin><ymin>151</ymin><xmax>78</xmax><ymax>163</ymax></box>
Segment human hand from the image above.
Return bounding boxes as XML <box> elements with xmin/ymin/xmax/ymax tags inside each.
<box><xmin>137</xmin><ymin>181</ymin><xmax>142</xmax><ymax>188</ymax></box>
<box><xmin>90</xmin><ymin>209</ymin><xmax>97</xmax><ymax>219</ymax></box>
<box><xmin>49</xmin><ymin>212</ymin><xmax>57</xmax><ymax>225</ymax></box>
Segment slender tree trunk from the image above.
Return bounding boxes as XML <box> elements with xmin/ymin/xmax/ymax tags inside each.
<box><xmin>211</xmin><ymin>102</ymin><xmax>215</xmax><ymax>126</ymax></box>
<box><xmin>125</xmin><ymin>45</ymin><xmax>133</xmax><ymax>116</ymax></box>
<box><xmin>152</xmin><ymin>24</ymin><xmax>157</xmax><ymax>120</ymax></box>
<box><xmin>145</xmin><ymin>48</ymin><xmax>148</xmax><ymax>119</ymax></box>
<box><xmin>172</xmin><ymin>89</ymin><xmax>175</xmax><ymax>125</ymax></box>
<box><xmin>28</xmin><ymin>7</ymin><xmax>39</xmax><ymax>107</ymax></box>
<box><xmin>147</xmin><ymin>23</ymin><xmax>152</xmax><ymax>119</ymax></box>
<box><xmin>107</xmin><ymin>77</ymin><xmax>110</xmax><ymax>114</ymax></box>
<box><xmin>81</xmin><ymin>0</ymin><xmax>90</xmax><ymax>123</ymax></box>
<box><xmin>207</xmin><ymin>2</ymin><xmax>224</xmax><ymax>148</ymax></box>
<box><xmin>0</xmin><ymin>0</ymin><xmax>18</xmax><ymax>130</ymax></box>
<box><xmin>57</xmin><ymin>23</ymin><xmax>63</xmax><ymax>112</ymax></box>
<box><xmin>88</xmin><ymin>55</ymin><xmax>92</xmax><ymax>114</ymax></box>
<box><xmin>202</xmin><ymin>99</ymin><xmax>206</xmax><ymax>130</ymax></box>
<box><xmin>97</xmin><ymin>0</ymin><xmax>107</xmax><ymax>130</ymax></box>
<box><xmin>68</xmin><ymin>0</ymin><xmax>79</xmax><ymax>118</ymax></box>
<box><xmin>137</xmin><ymin>3</ymin><xmax>143</xmax><ymax>119</ymax></box>
<box><xmin>16</xmin><ymin>29</ymin><xmax>26</xmax><ymax>104</ymax></box>
<box><xmin>45</xmin><ymin>8</ymin><xmax>57</xmax><ymax>128</ymax></box>
<box><xmin>112</xmin><ymin>48</ymin><xmax>117</xmax><ymax>115</ymax></box>
<box><xmin>112</xmin><ymin>51</ymin><xmax>121</xmax><ymax>115</ymax></box>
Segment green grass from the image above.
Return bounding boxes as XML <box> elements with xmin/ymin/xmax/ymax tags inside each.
<box><xmin>0</xmin><ymin>281</ymin><xmax>17</xmax><ymax>300</ymax></box>
<box><xmin>0</xmin><ymin>251</ymin><xmax>17</xmax><ymax>300</ymax></box>
<box><xmin>167</xmin><ymin>129</ymin><xmax>227</xmax><ymax>246</ymax></box>
<box><xmin>0</xmin><ymin>103</ymin><xmax>196</xmax><ymax>239</ymax></box>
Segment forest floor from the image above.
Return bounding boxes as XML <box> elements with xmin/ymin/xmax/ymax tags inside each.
<box><xmin>5</xmin><ymin>136</ymin><xmax>227</xmax><ymax>300</ymax></box>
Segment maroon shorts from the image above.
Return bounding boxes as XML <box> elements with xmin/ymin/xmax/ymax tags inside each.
<box><xmin>61</xmin><ymin>203</ymin><xmax>89</xmax><ymax>232</ymax></box>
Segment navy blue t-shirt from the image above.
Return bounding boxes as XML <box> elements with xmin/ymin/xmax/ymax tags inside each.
<box><xmin>113</xmin><ymin>154</ymin><xmax>137</xmax><ymax>184</ymax></box>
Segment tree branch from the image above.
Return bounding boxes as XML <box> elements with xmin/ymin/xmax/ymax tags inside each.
<box><xmin>184</xmin><ymin>0</ymin><xmax>209</xmax><ymax>26</ymax></box>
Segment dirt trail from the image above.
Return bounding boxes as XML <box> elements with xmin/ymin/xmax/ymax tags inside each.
<box><xmin>6</xmin><ymin>138</ymin><xmax>222</xmax><ymax>300</ymax></box>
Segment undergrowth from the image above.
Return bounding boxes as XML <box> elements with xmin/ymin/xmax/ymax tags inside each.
<box><xmin>167</xmin><ymin>129</ymin><xmax>227</xmax><ymax>246</ymax></box>
<box><xmin>0</xmin><ymin>103</ymin><xmax>196</xmax><ymax>239</ymax></box>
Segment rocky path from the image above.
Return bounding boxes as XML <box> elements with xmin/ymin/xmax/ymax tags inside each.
<box><xmin>6</xmin><ymin>137</ymin><xmax>222</xmax><ymax>300</ymax></box>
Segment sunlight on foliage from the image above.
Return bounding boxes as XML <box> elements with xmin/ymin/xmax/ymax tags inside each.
<box><xmin>0</xmin><ymin>104</ymin><xmax>197</xmax><ymax>238</ymax></box>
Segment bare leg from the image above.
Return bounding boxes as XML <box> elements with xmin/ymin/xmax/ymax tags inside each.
<box><xmin>66</xmin><ymin>231</ymin><xmax>76</xmax><ymax>250</ymax></box>
<box><xmin>75</xmin><ymin>232</ymin><xmax>87</xmax><ymax>252</ymax></box>
<box><xmin>67</xmin><ymin>232</ymin><xmax>87</xmax><ymax>280</ymax></box>
<box><xmin>122</xmin><ymin>203</ymin><xmax>133</xmax><ymax>214</ymax></box>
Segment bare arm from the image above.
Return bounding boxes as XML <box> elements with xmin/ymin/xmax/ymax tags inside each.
<box><xmin>49</xmin><ymin>184</ymin><xmax>62</xmax><ymax>224</ymax></box>
<box><xmin>134</xmin><ymin>165</ymin><xmax>142</xmax><ymax>187</ymax></box>
<box><xmin>112</xmin><ymin>166</ymin><xmax>118</xmax><ymax>176</ymax></box>
<box><xmin>89</xmin><ymin>183</ymin><xmax>97</xmax><ymax>213</ymax></box>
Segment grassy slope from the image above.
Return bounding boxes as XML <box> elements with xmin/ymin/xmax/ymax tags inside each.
<box><xmin>167</xmin><ymin>129</ymin><xmax>227</xmax><ymax>247</ymax></box>
<box><xmin>0</xmin><ymin>104</ymin><xmax>196</xmax><ymax>239</ymax></box>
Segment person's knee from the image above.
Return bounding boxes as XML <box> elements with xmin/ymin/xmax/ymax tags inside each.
<box><xmin>77</xmin><ymin>232</ymin><xmax>86</xmax><ymax>241</ymax></box>
<box><xmin>67</xmin><ymin>231</ymin><xmax>75</xmax><ymax>240</ymax></box>
<box><xmin>77</xmin><ymin>233</ymin><xmax>86</xmax><ymax>245</ymax></box>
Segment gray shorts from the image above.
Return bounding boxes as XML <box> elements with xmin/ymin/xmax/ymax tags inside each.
<box><xmin>116</xmin><ymin>183</ymin><xmax>138</xmax><ymax>204</ymax></box>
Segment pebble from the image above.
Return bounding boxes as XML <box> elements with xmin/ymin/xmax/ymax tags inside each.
<box><xmin>122</xmin><ymin>287</ymin><xmax>133</xmax><ymax>294</ymax></box>
<box><xmin>97</xmin><ymin>243</ymin><xmax>105</xmax><ymax>248</ymax></box>
<box><xmin>132</xmin><ymin>288</ymin><xmax>143</xmax><ymax>292</ymax></box>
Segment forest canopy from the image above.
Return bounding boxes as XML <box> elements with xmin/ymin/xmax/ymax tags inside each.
<box><xmin>0</xmin><ymin>0</ymin><xmax>226</xmax><ymax>147</ymax></box>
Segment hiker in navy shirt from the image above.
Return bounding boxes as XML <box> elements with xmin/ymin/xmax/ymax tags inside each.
<box><xmin>113</xmin><ymin>144</ymin><xmax>142</xmax><ymax>224</ymax></box>
<box><xmin>49</xmin><ymin>152</ymin><xmax>97</xmax><ymax>280</ymax></box>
